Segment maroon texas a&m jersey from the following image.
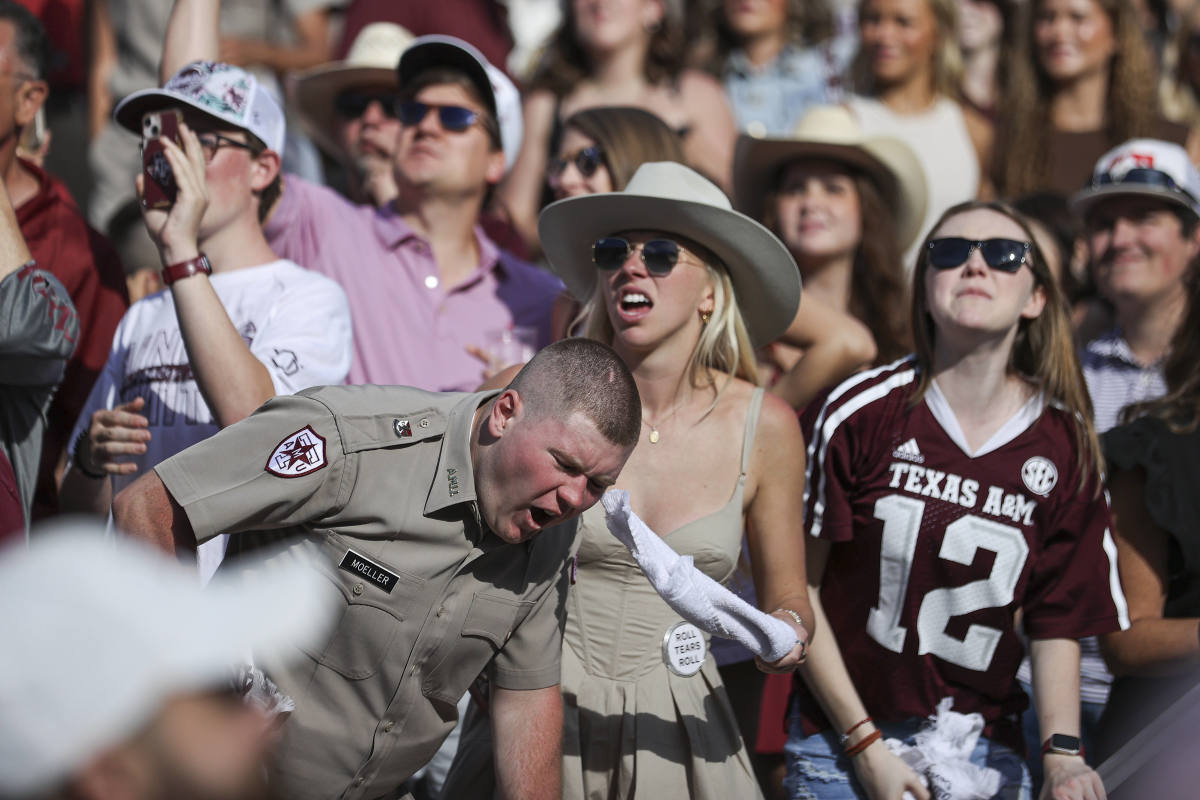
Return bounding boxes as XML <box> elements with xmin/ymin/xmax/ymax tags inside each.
<box><xmin>795</xmin><ymin>359</ymin><xmax>1129</xmax><ymax>748</ymax></box>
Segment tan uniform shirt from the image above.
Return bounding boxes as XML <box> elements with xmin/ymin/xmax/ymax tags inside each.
<box><xmin>155</xmin><ymin>385</ymin><xmax>578</xmax><ymax>800</ymax></box>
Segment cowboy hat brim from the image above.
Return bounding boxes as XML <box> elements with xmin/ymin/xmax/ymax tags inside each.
<box><xmin>539</xmin><ymin>191</ymin><xmax>801</xmax><ymax>347</ymax></box>
<box><xmin>292</xmin><ymin>65</ymin><xmax>399</xmax><ymax>158</ymax></box>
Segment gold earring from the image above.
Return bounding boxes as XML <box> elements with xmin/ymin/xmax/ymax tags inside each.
<box><xmin>700</xmin><ymin>310</ymin><xmax>712</xmax><ymax>325</ymax></box>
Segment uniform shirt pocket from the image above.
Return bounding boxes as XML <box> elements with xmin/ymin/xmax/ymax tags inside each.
<box><xmin>424</xmin><ymin>593</ymin><xmax>533</xmax><ymax>705</ymax></box>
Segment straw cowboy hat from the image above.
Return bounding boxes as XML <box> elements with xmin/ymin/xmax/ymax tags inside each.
<box><xmin>292</xmin><ymin>22</ymin><xmax>414</xmax><ymax>157</ymax></box>
<box><xmin>733</xmin><ymin>104</ymin><xmax>929</xmax><ymax>253</ymax></box>
<box><xmin>539</xmin><ymin>161</ymin><xmax>802</xmax><ymax>347</ymax></box>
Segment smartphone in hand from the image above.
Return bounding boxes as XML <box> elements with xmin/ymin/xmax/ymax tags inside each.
<box><xmin>141</xmin><ymin>110</ymin><xmax>184</xmax><ymax>209</ymax></box>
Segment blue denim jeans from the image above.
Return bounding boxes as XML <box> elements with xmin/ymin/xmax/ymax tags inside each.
<box><xmin>783</xmin><ymin>715</ymin><xmax>1032</xmax><ymax>800</ymax></box>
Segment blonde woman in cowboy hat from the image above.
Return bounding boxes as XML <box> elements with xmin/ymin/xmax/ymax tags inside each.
<box><xmin>526</xmin><ymin>161</ymin><xmax>810</xmax><ymax>799</ymax></box>
<box><xmin>735</xmin><ymin>104</ymin><xmax>927</xmax><ymax>407</ymax></box>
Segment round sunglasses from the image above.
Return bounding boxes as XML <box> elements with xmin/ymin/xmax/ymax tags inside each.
<box><xmin>395</xmin><ymin>100</ymin><xmax>481</xmax><ymax>132</ymax></box>
<box><xmin>592</xmin><ymin>237</ymin><xmax>681</xmax><ymax>275</ymax></box>
<box><xmin>926</xmin><ymin>237</ymin><xmax>1031</xmax><ymax>272</ymax></box>
<box><xmin>549</xmin><ymin>146</ymin><xmax>606</xmax><ymax>179</ymax></box>
<box><xmin>334</xmin><ymin>90</ymin><xmax>399</xmax><ymax>120</ymax></box>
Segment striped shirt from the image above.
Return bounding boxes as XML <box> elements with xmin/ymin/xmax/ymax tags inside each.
<box><xmin>1081</xmin><ymin>329</ymin><xmax>1167</xmax><ymax>434</ymax></box>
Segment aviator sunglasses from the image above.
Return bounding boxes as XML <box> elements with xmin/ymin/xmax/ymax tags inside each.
<box><xmin>926</xmin><ymin>237</ymin><xmax>1031</xmax><ymax>272</ymax></box>
<box><xmin>395</xmin><ymin>100</ymin><xmax>481</xmax><ymax>132</ymax></box>
<box><xmin>334</xmin><ymin>90</ymin><xmax>399</xmax><ymax>119</ymax></box>
<box><xmin>592</xmin><ymin>237</ymin><xmax>682</xmax><ymax>275</ymax></box>
<box><xmin>549</xmin><ymin>146</ymin><xmax>606</xmax><ymax>178</ymax></box>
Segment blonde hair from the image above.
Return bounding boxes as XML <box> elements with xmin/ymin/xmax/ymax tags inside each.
<box><xmin>851</xmin><ymin>0</ymin><xmax>963</xmax><ymax>98</ymax></box>
<box><xmin>909</xmin><ymin>200</ymin><xmax>1103</xmax><ymax>491</ymax></box>
<box><xmin>580</xmin><ymin>239</ymin><xmax>759</xmax><ymax>397</ymax></box>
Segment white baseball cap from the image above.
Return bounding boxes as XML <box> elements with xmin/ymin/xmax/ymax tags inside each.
<box><xmin>0</xmin><ymin>524</ymin><xmax>336</xmax><ymax>794</ymax></box>
<box><xmin>115</xmin><ymin>60</ymin><xmax>287</xmax><ymax>154</ymax></box>
<box><xmin>1071</xmin><ymin>138</ymin><xmax>1200</xmax><ymax>221</ymax></box>
<box><xmin>397</xmin><ymin>35</ymin><xmax>524</xmax><ymax>170</ymax></box>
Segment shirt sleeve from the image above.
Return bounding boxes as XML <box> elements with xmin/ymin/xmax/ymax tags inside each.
<box><xmin>155</xmin><ymin>392</ymin><xmax>351</xmax><ymax>543</ymax></box>
<box><xmin>488</xmin><ymin>527</ymin><xmax>577</xmax><ymax>690</ymax></box>
<box><xmin>1022</xmin><ymin>468</ymin><xmax>1130</xmax><ymax>640</ymax></box>
<box><xmin>0</xmin><ymin>264</ymin><xmax>78</xmax><ymax>386</ymax></box>
<box><xmin>251</xmin><ymin>271</ymin><xmax>353</xmax><ymax>395</ymax></box>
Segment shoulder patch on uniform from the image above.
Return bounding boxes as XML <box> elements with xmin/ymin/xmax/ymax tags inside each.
<box><xmin>266</xmin><ymin>425</ymin><xmax>328</xmax><ymax>478</ymax></box>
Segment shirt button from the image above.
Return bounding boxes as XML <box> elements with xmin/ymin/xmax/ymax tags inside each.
<box><xmin>352</xmin><ymin>583</ymin><xmax>364</xmax><ymax>596</ymax></box>
<box><xmin>436</xmin><ymin>606</ymin><xmax>446</xmax><ymax>617</ymax></box>
<box><xmin>354</xmin><ymin>776</ymin><xmax>365</xmax><ymax>786</ymax></box>
<box><xmin>419</xmin><ymin>418</ymin><xmax>430</xmax><ymax>428</ymax></box>
<box><xmin>382</xmin><ymin>720</ymin><xmax>395</xmax><ymax>733</ymax></box>
<box><xmin>424</xmin><ymin>275</ymin><xmax>439</xmax><ymax>289</ymax></box>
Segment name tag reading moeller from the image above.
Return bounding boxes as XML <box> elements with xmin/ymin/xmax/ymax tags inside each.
<box><xmin>662</xmin><ymin>621</ymin><xmax>707</xmax><ymax>677</ymax></box>
<box><xmin>339</xmin><ymin>549</ymin><xmax>400</xmax><ymax>594</ymax></box>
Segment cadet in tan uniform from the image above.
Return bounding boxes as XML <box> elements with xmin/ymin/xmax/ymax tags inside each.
<box><xmin>111</xmin><ymin>338</ymin><xmax>641</xmax><ymax>800</ymax></box>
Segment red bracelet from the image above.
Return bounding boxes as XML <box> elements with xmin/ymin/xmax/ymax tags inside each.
<box><xmin>840</xmin><ymin>717</ymin><xmax>873</xmax><ymax>743</ymax></box>
<box><xmin>845</xmin><ymin>729</ymin><xmax>882</xmax><ymax>758</ymax></box>
<box><xmin>162</xmin><ymin>253</ymin><xmax>211</xmax><ymax>286</ymax></box>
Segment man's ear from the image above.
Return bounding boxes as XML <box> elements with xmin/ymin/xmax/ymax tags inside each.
<box><xmin>14</xmin><ymin>78</ymin><xmax>47</xmax><ymax>128</ymax></box>
<box><xmin>487</xmin><ymin>388</ymin><xmax>524</xmax><ymax>439</ymax></box>
<box><xmin>249</xmin><ymin>147</ymin><xmax>282</xmax><ymax>192</ymax></box>
<box><xmin>483</xmin><ymin>147</ymin><xmax>506</xmax><ymax>187</ymax></box>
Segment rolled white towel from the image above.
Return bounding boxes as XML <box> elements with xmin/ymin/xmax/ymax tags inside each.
<box><xmin>601</xmin><ymin>489</ymin><xmax>799</xmax><ymax>662</ymax></box>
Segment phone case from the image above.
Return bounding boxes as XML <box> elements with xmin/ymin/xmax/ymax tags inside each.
<box><xmin>142</xmin><ymin>110</ymin><xmax>184</xmax><ymax>209</ymax></box>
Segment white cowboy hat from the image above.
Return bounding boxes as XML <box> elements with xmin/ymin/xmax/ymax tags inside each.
<box><xmin>733</xmin><ymin>104</ymin><xmax>929</xmax><ymax>253</ymax></box>
<box><xmin>292</xmin><ymin>22</ymin><xmax>415</xmax><ymax>157</ymax></box>
<box><xmin>539</xmin><ymin>161</ymin><xmax>802</xmax><ymax>347</ymax></box>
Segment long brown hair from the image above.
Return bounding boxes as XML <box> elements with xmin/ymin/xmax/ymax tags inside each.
<box><xmin>700</xmin><ymin>0</ymin><xmax>834</xmax><ymax>74</ymax></box>
<box><xmin>562</xmin><ymin>107</ymin><xmax>685</xmax><ymax>190</ymax></box>
<box><xmin>849</xmin><ymin>0</ymin><xmax>962</xmax><ymax>98</ymax></box>
<box><xmin>910</xmin><ymin>200</ymin><xmax>1103</xmax><ymax>490</ymax></box>
<box><xmin>762</xmin><ymin>166</ymin><xmax>912</xmax><ymax>364</ymax></box>
<box><xmin>530</xmin><ymin>0</ymin><xmax>689</xmax><ymax>97</ymax></box>
<box><xmin>997</xmin><ymin>0</ymin><xmax>1159</xmax><ymax>197</ymax></box>
<box><xmin>1121</xmin><ymin>265</ymin><xmax>1200</xmax><ymax>433</ymax></box>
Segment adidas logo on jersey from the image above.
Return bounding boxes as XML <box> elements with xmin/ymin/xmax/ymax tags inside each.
<box><xmin>892</xmin><ymin>437</ymin><xmax>925</xmax><ymax>463</ymax></box>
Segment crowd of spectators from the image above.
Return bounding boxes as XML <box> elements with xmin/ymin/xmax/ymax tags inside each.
<box><xmin>2</xmin><ymin>0</ymin><xmax>1200</xmax><ymax>799</ymax></box>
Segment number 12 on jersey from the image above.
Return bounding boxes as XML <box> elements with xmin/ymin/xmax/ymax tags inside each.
<box><xmin>866</xmin><ymin>494</ymin><xmax>1030</xmax><ymax>672</ymax></box>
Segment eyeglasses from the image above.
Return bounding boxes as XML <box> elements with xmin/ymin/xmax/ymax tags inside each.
<box><xmin>195</xmin><ymin>132</ymin><xmax>254</xmax><ymax>162</ymax></box>
<box><xmin>1093</xmin><ymin>167</ymin><xmax>1197</xmax><ymax>202</ymax></box>
<box><xmin>592</xmin><ymin>237</ymin><xmax>682</xmax><ymax>276</ymax></box>
<box><xmin>395</xmin><ymin>101</ymin><xmax>481</xmax><ymax>132</ymax></box>
<box><xmin>926</xmin><ymin>237</ymin><xmax>1031</xmax><ymax>272</ymax></box>
<box><xmin>334</xmin><ymin>90</ymin><xmax>399</xmax><ymax>119</ymax></box>
<box><xmin>549</xmin><ymin>146</ymin><xmax>606</xmax><ymax>179</ymax></box>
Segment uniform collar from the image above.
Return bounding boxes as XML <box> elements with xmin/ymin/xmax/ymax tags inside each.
<box><xmin>424</xmin><ymin>389</ymin><xmax>500</xmax><ymax>516</ymax></box>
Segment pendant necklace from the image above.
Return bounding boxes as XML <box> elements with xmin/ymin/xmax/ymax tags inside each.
<box><xmin>642</xmin><ymin>397</ymin><xmax>687</xmax><ymax>444</ymax></box>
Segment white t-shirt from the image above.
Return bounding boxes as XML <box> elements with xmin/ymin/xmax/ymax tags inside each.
<box><xmin>69</xmin><ymin>259</ymin><xmax>353</xmax><ymax>580</ymax></box>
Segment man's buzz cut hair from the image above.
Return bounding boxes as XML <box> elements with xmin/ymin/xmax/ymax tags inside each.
<box><xmin>508</xmin><ymin>338</ymin><xmax>641</xmax><ymax>448</ymax></box>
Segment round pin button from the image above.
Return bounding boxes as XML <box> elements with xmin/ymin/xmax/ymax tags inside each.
<box><xmin>662</xmin><ymin>621</ymin><xmax>707</xmax><ymax>677</ymax></box>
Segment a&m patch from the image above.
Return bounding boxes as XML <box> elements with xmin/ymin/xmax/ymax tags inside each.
<box><xmin>266</xmin><ymin>425</ymin><xmax>327</xmax><ymax>478</ymax></box>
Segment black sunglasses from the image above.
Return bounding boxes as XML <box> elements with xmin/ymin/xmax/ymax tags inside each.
<box><xmin>592</xmin><ymin>237</ymin><xmax>681</xmax><ymax>276</ymax></box>
<box><xmin>549</xmin><ymin>146</ymin><xmax>606</xmax><ymax>179</ymax></box>
<box><xmin>395</xmin><ymin>100</ymin><xmax>480</xmax><ymax>132</ymax></box>
<box><xmin>927</xmin><ymin>237</ymin><xmax>1031</xmax><ymax>272</ymax></box>
<box><xmin>1092</xmin><ymin>167</ymin><xmax>1197</xmax><ymax>202</ymax></box>
<box><xmin>334</xmin><ymin>90</ymin><xmax>399</xmax><ymax>119</ymax></box>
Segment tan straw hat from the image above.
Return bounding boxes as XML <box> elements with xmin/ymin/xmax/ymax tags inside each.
<box><xmin>733</xmin><ymin>104</ymin><xmax>928</xmax><ymax>252</ymax></box>
<box><xmin>539</xmin><ymin>161</ymin><xmax>802</xmax><ymax>347</ymax></box>
<box><xmin>292</xmin><ymin>22</ymin><xmax>415</xmax><ymax>156</ymax></box>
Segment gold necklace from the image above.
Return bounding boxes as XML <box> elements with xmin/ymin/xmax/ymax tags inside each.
<box><xmin>642</xmin><ymin>398</ymin><xmax>687</xmax><ymax>444</ymax></box>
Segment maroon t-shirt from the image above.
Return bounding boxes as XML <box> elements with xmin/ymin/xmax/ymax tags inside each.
<box><xmin>796</xmin><ymin>358</ymin><xmax>1127</xmax><ymax>751</ymax></box>
<box><xmin>0</xmin><ymin>448</ymin><xmax>21</xmax><ymax>545</ymax></box>
<box><xmin>16</xmin><ymin>160</ymin><xmax>129</xmax><ymax>518</ymax></box>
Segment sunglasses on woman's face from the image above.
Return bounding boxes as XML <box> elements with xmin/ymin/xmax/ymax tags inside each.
<box><xmin>395</xmin><ymin>101</ymin><xmax>480</xmax><ymax>132</ymax></box>
<box><xmin>592</xmin><ymin>237</ymin><xmax>681</xmax><ymax>275</ymax></box>
<box><xmin>334</xmin><ymin>90</ymin><xmax>399</xmax><ymax>119</ymax></box>
<box><xmin>926</xmin><ymin>237</ymin><xmax>1031</xmax><ymax>272</ymax></box>
<box><xmin>549</xmin><ymin>146</ymin><xmax>606</xmax><ymax>178</ymax></box>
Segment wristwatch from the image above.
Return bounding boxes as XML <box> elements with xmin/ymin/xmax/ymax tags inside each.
<box><xmin>161</xmin><ymin>253</ymin><xmax>211</xmax><ymax>286</ymax></box>
<box><xmin>1041</xmin><ymin>733</ymin><xmax>1084</xmax><ymax>758</ymax></box>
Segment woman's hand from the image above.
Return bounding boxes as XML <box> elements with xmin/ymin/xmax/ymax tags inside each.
<box><xmin>755</xmin><ymin>609</ymin><xmax>809</xmax><ymax>673</ymax></box>
<box><xmin>1040</xmin><ymin>756</ymin><xmax>1104</xmax><ymax>800</ymax></box>
<box><xmin>852</xmin><ymin>740</ymin><xmax>930</xmax><ymax>800</ymax></box>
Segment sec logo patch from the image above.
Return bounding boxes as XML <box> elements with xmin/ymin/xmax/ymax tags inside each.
<box><xmin>266</xmin><ymin>425</ymin><xmax>327</xmax><ymax>478</ymax></box>
<box><xmin>1021</xmin><ymin>456</ymin><xmax>1058</xmax><ymax>496</ymax></box>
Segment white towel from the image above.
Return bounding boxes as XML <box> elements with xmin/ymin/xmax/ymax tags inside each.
<box><xmin>887</xmin><ymin>697</ymin><xmax>1004</xmax><ymax>800</ymax></box>
<box><xmin>601</xmin><ymin>490</ymin><xmax>799</xmax><ymax>662</ymax></box>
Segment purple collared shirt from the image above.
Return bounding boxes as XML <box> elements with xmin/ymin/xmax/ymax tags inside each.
<box><xmin>265</xmin><ymin>175</ymin><xmax>562</xmax><ymax>391</ymax></box>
